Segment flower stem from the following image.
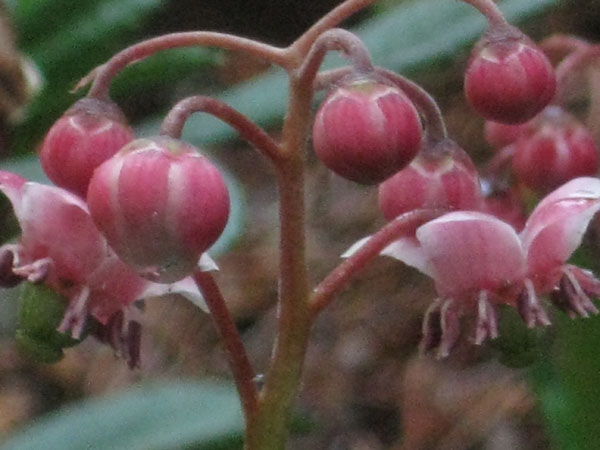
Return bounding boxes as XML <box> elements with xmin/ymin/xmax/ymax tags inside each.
<box><xmin>193</xmin><ymin>270</ymin><xmax>259</xmax><ymax>425</ymax></box>
<box><xmin>160</xmin><ymin>95</ymin><xmax>283</xmax><ymax>165</ymax></box>
<box><xmin>297</xmin><ymin>28</ymin><xmax>374</xmax><ymax>86</ymax></box>
<box><xmin>376</xmin><ymin>68</ymin><xmax>448</xmax><ymax>142</ymax></box>
<box><xmin>460</xmin><ymin>0</ymin><xmax>508</xmax><ymax>28</ymax></box>
<box><xmin>310</xmin><ymin>209</ymin><xmax>444</xmax><ymax>315</ymax></box>
<box><xmin>245</xmin><ymin>75</ymin><xmax>314</xmax><ymax>450</ymax></box>
<box><xmin>85</xmin><ymin>32</ymin><xmax>289</xmax><ymax>100</ymax></box>
<box><xmin>291</xmin><ymin>0</ymin><xmax>379</xmax><ymax>58</ymax></box>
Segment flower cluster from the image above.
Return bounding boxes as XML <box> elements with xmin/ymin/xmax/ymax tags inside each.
<box><xmin>1</xmin><ymin>96</ymin><xmax>230</xmax><ymax>366</ymax></box>
<box><xmin>332</xmin><ymin>31</ymin><xmax>600</xmax><ymax>356</ymax></box>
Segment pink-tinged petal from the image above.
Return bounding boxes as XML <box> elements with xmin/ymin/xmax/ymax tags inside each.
<box><xmin>141</xmin><ymin>276</ymin><xmax>207</xmax><ymax>312</ymax></box>
<box><xmin>198</xmin><ymin>253</ymin><xmax>218</xmax><ymax>272</ymax></box>
<box><xmin>341</xmin><ymin>235</ymin><xmax>432</xmax><ymax>277</ymax></box>
<box><xmin>416</xmin><ymin>211</ymin><xmax>526</xmax><ymax>298</ymax></box>
<box><xmin>0</xmin><ymin>170</ymin><xmax>27</xmax><ymax>214</ymax></box>
<box><xmin>85</xmin><ymin>256</ymin><xmax>149</xmax><ymax>324</ymax></box>
<box><xmin>17</xmin><ymin>183</ymin><xmax>106</xmax><ymax>285</ymax></box>
<box><xmin>521</xmin><ymin>177</ymin><xmax>600</xmax><ymax>280</ymax></box>
<box><xmin>380</xmin><ymin>237</ymin><xmax>432</xmax><ymax>277</ymax></box>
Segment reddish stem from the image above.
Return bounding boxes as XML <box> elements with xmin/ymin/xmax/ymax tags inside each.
<box><xmin>86</xmin><ymin>32</ymin><xmax>288</xmax><ymax>100</ymax></box>
<box><xmin>376</xmin><ymin>67</ymin><xmax>448</xmax><ymax>142</ymax></box>
<box><xmin>193</xmin><ymin>270</ymin><xmax>259</xmax><ymax>424</ymax></box>
<box><xmin>297</xmin><ymin>28</ymin><xmax>374</xmax><ymax>87</ymax></box>
<box><xmin>483</xmin><ymin>144</ymin><xmax>516</xmax><ymax>177</ymax></box>
<box><xmin>314</xmin><ymin>66</ymin><xmax>354</xmax><ymax>90</ymax></box>
<box><xmin>555</xmin><ymin>45</ymin><xmax>600</xmax><ymax>105</ymax></box>
<box><xmin>160</xmin><ymin>95</ymin><xmax>283</xmax><ymax>165</ymax></box>
<box><xmin>291</xmin><ymin>0</ymin><xmax>378</xmax><ymax>59</ymax></box>
<box><xmin>540</xmin><ymin>34</ymin><xmax>589</xmax><ymax>59</ymax></box>
<box><xmin>310</xmin><ymin>209</ymin><xmax>445</xmax><ymax>316</ymax></box>
<box><xmin>460</xmin><ymin>0</ymin><xmax>508</xmax><ymax>28</ymax></box>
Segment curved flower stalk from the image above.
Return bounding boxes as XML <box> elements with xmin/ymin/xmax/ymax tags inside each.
<box><xmin>344</xmin><ymin>177</ymin><xmax>600</xmax><ymax>357</ymax></box>
<box><xmin>0</xmin><ymin>170</ymin><xmax>211</xmax><ymax>367</ymax></box>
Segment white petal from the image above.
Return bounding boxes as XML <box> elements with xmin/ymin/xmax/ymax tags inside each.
<box><xmin>198</xmin><ymin>253</ymin><xmax>219</xmax><ymax>272</ymax></box>
<box><xmin>140</xmin><ymin>276</ymin><xmax>208</xmax><ymax>312</ymax></box>
<box><xmin>341</xmin><ymin>236</ymin><xmax>372</xmax><ymax>258</ymax></box>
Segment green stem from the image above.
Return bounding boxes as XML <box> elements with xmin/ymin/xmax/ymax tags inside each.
<box><xmin>245</xmin><ymin>77</ymin><xmax>313</xmax><ymax>450</ymax></box>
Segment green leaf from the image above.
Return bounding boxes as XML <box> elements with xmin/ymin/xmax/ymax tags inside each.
<box><xmin>13</xmin><ymin>0</ymin><xmax>104</xmax><ymax>48</ymax></box>
<box><xmin>110</xmin><ymin>48</ymin><xmax>221</xmax><ymax>100</ymax></box>
<box><xmin>151</xmin><ymin>0</ymin><xmax>559</xmax><ymax>147</ymax></box>
<box><xmin>10</xmin><ymin>0</ymin><xmax>169</xmax><ymax>154</ymax></box>
<box><xmin>530</xmin><ymin>313</ymin><xmax>600</xmax><ymax>450</ymax></box>
<box><xmin>16</xmin><ymin>283</ymin><xmax>82</xmax><ymax>364</ymax></box>
<box><xmin>0</xmin><ymin>380</ymin><xmax>244</xmax><ymax>450</ymax></box>
<box><xmin>26</xmin><ymin>0</ymin><xmax>165</xmax><ymax>76</ymax></box>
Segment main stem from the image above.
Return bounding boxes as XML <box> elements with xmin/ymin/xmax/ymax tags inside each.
<box><xmin>245</xmin><ymin>78</ymin><xmax>313</xmax><ymax>450</ymax></box>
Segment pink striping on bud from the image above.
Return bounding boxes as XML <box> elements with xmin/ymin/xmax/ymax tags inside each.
<box><xmin>312</xmin><ymin>77</ymin><xmax>422</xmax><ymax>184</ymax></box>
<box><xmin>87</xmin><ymin>136</ymin><xmax>230</xmax><ymax>283</ymax></box>
<box><xmin>378</xmin><ymin>139</ymin><xmax>482</xmax><ymax>220</ymax></box>
<box><xmin>484</xmin><ymin>120</ymin><xmax>529</xmax><ymax>149</ymax></box>
<box><xmin>40</xmin><ymin>97</ymin><xmax>135</xmax><ymax>197</ymax></box>
<box><xmin>465</xmin><ymin>27</ymin><xmax>556</xmax><ymax>124</ymax></box>
<box><xmin>512</xmin><ymin>107</ymin><xmax>599</xmax><ymax>194</ymax></box>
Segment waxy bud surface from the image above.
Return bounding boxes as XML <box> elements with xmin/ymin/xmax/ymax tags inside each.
<box><xmin>313</xmin><ymin>78</ymin><xmax>422</xmax><ymax>184</ymax></box>
<box><xmin>378</xmin><ymin>139</ymin><xmax>482</xmax><ymax>219</ymax></box>
<box><xmin>484</xmin><ymin>120</ymin><xmax>529</xmax><ymax>149</ymax></box>
<box><xmin>40</xmin><ymin>97</ymin><xmax>135</xmax><ymax>197</ymax></box>
<box><xmin>465</xmin><ymin>27</ymin><xmax>556</xmax><ymax>124</ymax></box>
<box><xmin>512</xmin><ymin>107</ymin><xmax>599</xmax><ymax>194</ymax></box>
<box><xmin>87</xmin><ymin>136</ymin><xmax>230</xmax><ymax>283</ymax></box>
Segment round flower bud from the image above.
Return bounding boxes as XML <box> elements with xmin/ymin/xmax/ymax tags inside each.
<box><xmin>465</xmin><ymin>26</ymin><xmax>556</xmax><ymax>124</ymax></box>
<box><xmin>512</xmin><ymin>106</ymin><xmax>599</xmax><ymax>194</ymax></box>
<box><xmin>484</xmin><ymin>120</ymin><xmax>529</xmax><ymax>149</ymax></box>
<box><xmin>40</xmin><ymin>97</ymin><xmax>135</xmax><ymax>197</ymax></box>
<box><xmin>378</xmin><ymin>139</ymin><xmax>482</xmax><ymax>220</ymax></box>
<box><xmin>313</xmin><ymin>77</ymin><xmax>422</xmax><ymax>184</ymax></box>
<box><xmin>87</xmin><ymin>136</ymin><xmax>230</xmax><ymax>283</ymax></box>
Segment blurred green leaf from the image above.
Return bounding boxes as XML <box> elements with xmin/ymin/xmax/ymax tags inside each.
<box><xmin>147</xmin><ymin>0</ymin><xmax>559</xmax><ymax>147</ymax></box>
<box><xmin>530</xmin><ymin>313</ymin><xmax>600</xmax><ymax>450</ymax></box>
<box><xmin>16</xmin><ymin>283</ymin><xmax>81</xmax><ymax>364</ymax></box>
<box><xmin>14</xmin><ymin>0</ymin><xmax>103</xmax><ymax>47</ymax></box>
<box><xmin>11</xmin><ymin>0</ymin><xmax>172</xmax><ymax>154</ymax></box>
<box><xmin>111</xmin><ymin>48</ymin><xmax>221</xmax><ymax>99</ymax></box>
<box><xmin>0</xmin><ymin>380</ymin><xmax>244</xmax><ymax>450</ymax></box>
<box><xmin>25</xmin><ymin>0</ymin><xmax>163</xmax><ymax>76</ymax></box>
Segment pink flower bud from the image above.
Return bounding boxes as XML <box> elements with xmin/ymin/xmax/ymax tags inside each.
<box><xmin>480</xmin><ymin>184</ymin><xmax>527</xmax><ymax>231</ymax></box>
<box><xmin>312</xmin><ymin>77</ymin><xmax>422</xmax><ymax>184</ymax></box>
<box><xmin>512</xmin><ymin>107</ymin><xmax>599</xmax><ymax>194</ymax></box>
<box><xmin>465</xmin><ymin>27</ymin><xmax>556</xmax><ymax>124</ymax></box>
<box><xmin>378</xmin><ymin>139</ymin><xmax>482</xmax><ymax>219</ymax></box>
<box><xmin>484</xmin><ymin>120</ymin><xmax>529</xmax><ymax>149</ymax></box>
<box><xmin>40</xmin><ymin>97</ymin><xmax>136</xmax><ymax>197</ymax></box>
<box><xmin>87</xmin><ymin>136</ymin><xmax>230</xmax><ymax>283</ymax></box>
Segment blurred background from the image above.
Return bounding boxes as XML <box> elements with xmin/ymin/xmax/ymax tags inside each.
<box><xmin>0</xmin><ymin>0</ymin><xmax>599</xmax><ymax>449</ymax></box>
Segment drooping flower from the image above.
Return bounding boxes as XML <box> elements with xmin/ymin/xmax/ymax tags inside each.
<box><xmin>313</xmin><ymin>76</ymin><xmax>422</xmax><ymax>184</ymax></box>
<box><xmin>345</xmin><ymin>177</ymin><xmax>600</xmax><ymax>356</ymax></box>
<box><xmin>0</xmin><ymin>171</ymin><xmax>212</xmax><ymax>367</ymax></box>
<box><xmin>39</xmin><ymin>97</ymin><xmax>136</xmax><ymax>198</ymax></box>
<box><xmin>87</xmin><ymin>136</ymin><xmax>230</xmax><ymax>283</ymax></box>
<box><xmin>464</xmin><ymin>25</ymin><xmax>556</xmax><ymax>124</ymax></box>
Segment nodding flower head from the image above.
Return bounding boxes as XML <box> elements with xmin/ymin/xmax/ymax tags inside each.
<box><xmin>512</xmin><ymin>106</ymin><xmax>599</xmax><ymax>194</ymax></box>
<box><xmin>313</xmin><ymin>76</ymin><xmax>422</xmax><ymax>184</ymax></box>
<box><xmin>40</xmin><ymin>97</ymin><xmax>135</xmax><ymax>198</ymax></box>
<box><xmin>0</xmin><ymin>170</ymin><xmax>210</xmax><ymax>368</ymax></box>
<box><xmin>347</xmin><ymin>177</ymin><xmax>600</xmax><ymax>357</ymax></box>
<box><xmin>87</xmin><ymin>136</ymin><xmax>230</xmax><ymax>283</ymax></box>
<box><xmin>378</xmin><ymin>139</ymin><xmax>482</xmax><ymax>220</ymax></box>
<box><xmin>465</xmin><ymin>26</ymin><xmax>556</xmax><ymax>124</ymax></box>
